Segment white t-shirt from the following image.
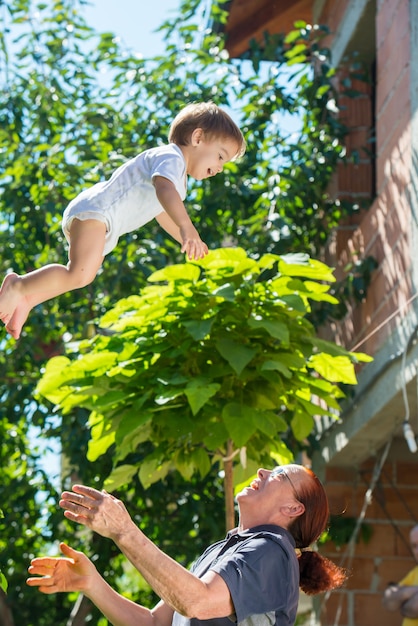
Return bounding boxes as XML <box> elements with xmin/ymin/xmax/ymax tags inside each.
<box><xmin>62</xmin><ymin>143</ymin><xmax>187</xmax><ymax>255</ymax></box>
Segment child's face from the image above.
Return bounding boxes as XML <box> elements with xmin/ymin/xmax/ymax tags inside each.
<box><xmin>186</xmin><ymin>131</ymin><xmax>240</xmax><ymax>181</ymax></box>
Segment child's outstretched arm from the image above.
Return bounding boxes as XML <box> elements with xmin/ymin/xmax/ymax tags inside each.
<box><xmin>153</xmin><ymin>176</ymin><xmax>208</xmax><ymax>260</ymax></box>
<box><xmin>27</xmin><ymin>542</ymin><xmax>173</xmax><ymax>626</ymax></box>
<box><xmin>155</xmin><ymin>211</ymin><xmax>182</xmax><ymax>244</ymax></box>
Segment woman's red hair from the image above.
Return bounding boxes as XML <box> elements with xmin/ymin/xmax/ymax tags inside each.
<box><xmin>288</xmin><ymin>466</ymin><xmax>347</xmax><ymax>594</ymax></box>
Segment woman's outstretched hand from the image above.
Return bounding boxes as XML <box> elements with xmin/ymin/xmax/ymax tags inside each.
<box><xmin>59</xmin><ymin>484</ymin><xmax>136</xmax><ymax>541</ymax></box>
<box><xmin>26</xmin><ymin>542</ymin><xmax>97</xmax><ymax>594</ymax></box>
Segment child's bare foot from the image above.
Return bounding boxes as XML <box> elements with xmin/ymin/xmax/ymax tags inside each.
<box><xmin>0</xmin><ymin>272</ymin><xmax>22</xmax><ymax>327</ymax></box>
<box><xmin>5</xmin><ymin>297</ymin><xmax>32</xmax><ymax>340</ymax></box>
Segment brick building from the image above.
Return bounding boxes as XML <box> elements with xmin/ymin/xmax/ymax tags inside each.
<box><xmin>216</xmin><ymin>1</ymin><xmax>418</xmax><ymax>624</ymax></box>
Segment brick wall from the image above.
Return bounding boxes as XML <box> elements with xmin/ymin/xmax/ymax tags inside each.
<box><xmin>317</xmin><ymin>0</ymin><xmax>351</xmax><ymax>39</ymax></box>
<box><xmin>318</xmin><ymin>0</ymin><xmax>414</xmax><ymax>357</ymax></box>
<box><xmin>317</xmin><ymin>457</ymin><xmax>418</xmax><ymax>626</ymax></box>
<box><xmin>308</xmin><ymin>2</ymin><xmax>418</xmax><ymax>623</ymax></box>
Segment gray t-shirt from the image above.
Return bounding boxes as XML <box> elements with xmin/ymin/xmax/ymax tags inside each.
<box><xmin>171</xmin><ymin>525</ymin><xmax>299</xmax><ymax>626</ymax></box>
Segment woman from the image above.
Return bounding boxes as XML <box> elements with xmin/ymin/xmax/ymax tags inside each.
<box><xmin>27</xmin><ymin>465</ymin><xmax>346</xmax><ymax>626</ymax></box>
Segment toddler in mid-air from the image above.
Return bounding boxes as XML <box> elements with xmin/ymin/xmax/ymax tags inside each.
<box><xmin>0</xmin><ymin>101</ymin><xmax>246</xmax><ymax>339</ymax></box>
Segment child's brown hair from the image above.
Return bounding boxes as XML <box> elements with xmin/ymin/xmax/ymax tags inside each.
<box><xmin>168</xmin><ymin>101</ymin><xmax>246</xmax><ymax>159</ymax></box>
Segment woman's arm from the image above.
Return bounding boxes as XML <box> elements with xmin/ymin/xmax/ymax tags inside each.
<box><xmin>27</xmin><ymin>542</ymin><xmax>174</xmax><ymax>626</ymax></box>
<box><xmin>60</xmin><ymin>486</ymin><xmax>234</xmax><ymax>620</ymax></box>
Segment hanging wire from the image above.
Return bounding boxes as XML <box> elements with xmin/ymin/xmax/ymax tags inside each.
<box><xmin>321</xmin><ymin>437</ymin><xmax>393</xmax><ymax>626</ymax></box>
<box><xmin>369</xmin><ymin>466</ymin><xmax>418</xmax><ymax>556</ymax></box>
<box><xmin>350</xmin><ymin>292</ymin><xmax>418</xmax><ymax>352</ymax></box>
<box><xmin>318</xmin><ymin>291</ymin><xmax>418</xmax><ymax>624</ymax></box>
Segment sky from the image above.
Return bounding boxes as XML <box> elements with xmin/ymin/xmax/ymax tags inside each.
<box><xmin>83</xmin><ymin>0</ymin><xmax>181</xmax><ymax>56</ymax></box>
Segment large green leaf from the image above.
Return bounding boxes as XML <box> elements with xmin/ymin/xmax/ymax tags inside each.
<box><xmin>191</xmin><ymin>448</ymin><xmax>211</xmax><ymax>478</ymax></box>
<box><xmin>254</xmin><ymin>410</ymin><xmax>288</xmax><ymax>436</ymax></box>
<box><xmin>184</xmin><ymin>379</ymin><xmax>221</xmax><ymax>415</ymax></box>
<box><xmin>279</xmin><ymin>256</ymin><xmax>337</xmax><ymax>282</ymax></box>
<box><xmin>148</xmin><ymin>263</ymin><xmax>201</xmax><ymax>283</ymax></box>
<box><xmin>261</xmin><ymin>360</ymin><xmax>292</xmax><ymax>377</ymax></box>
<box><xmin>139</xmin><ymin>458</ymin><xmax>172</xmax><ymax>489</ymax></box>
<box><xmin>309</xmin><ymin>353</ymin><xmax>358</xmax><ymax>384</ymax></box>
<box><xmin>35</xmin><ymin>356</ymin><xmax>72</xmax><ymax>399</ymax></box>
<box><xmin>104</xmin><ymin>464</ymin><xmax>138</xmax><ymax>490</ymax></box>
<box><xmin>197</xmin><ymin>247</ymin><xmax>259</xmax><ymax>278</ymax></box>
<box><xmin>222</xmin><ymin>402</ymin><xmax>258</xmax><ymax>447</ymax></box>
<box><xmin>87</xmin><ymin>412</ymin><xmax>119</xmax><ymax>461</ymax></box>
<box><xmin>248</xmin><ymin>318</ymin><xmax>289</xmax><ymax>342</ymax></box>
<box><xmin>291</xmin><ymin>410</ymin><xmax>314</xmax><ymax>441</ymax></box>
<box><xmin>215</xmin><ymin>336</ymin><xmax>258</xmax><ymax>375</ymax></box>
<box><xmin>183</xmin><ymin>318</ymin><xmax>215</xmax><ymax>340</ymax></box>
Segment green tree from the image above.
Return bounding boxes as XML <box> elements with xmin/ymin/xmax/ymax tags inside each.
<box><xmin>36</xmin><ymin>249</ymin><xmax>371</xmax><ymax>529</ymax></box>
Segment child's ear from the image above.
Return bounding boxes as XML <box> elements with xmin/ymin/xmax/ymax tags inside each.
<box><xmin>191</xmin><ymin>128</ymin><xmax>204</xmax><ymax>145</ymax></box>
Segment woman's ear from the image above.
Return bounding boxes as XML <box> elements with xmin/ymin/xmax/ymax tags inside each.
<box><xmin>283</xmin><ymin>501</ymin><xmax>305</xmax><ymax>519</ymax></box>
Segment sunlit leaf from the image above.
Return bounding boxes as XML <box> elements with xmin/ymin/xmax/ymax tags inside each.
<box><xmin>139</xmin><ymin>458</ymin><xmax>171</xmax><ymax>489</ymax></box>
<box><xmin>104</xmin><ymin>464</ymin><xmax>138</xmax><ymax>490</ymax></box>
<box><xmin>0</xmin><ymin>571</ymin><xmax>7</xmax><ymax>594</ymax></box>
<box><xmin>148</xmin><ymin>263</ymin><xmax>201</xmax><ymax>283</ymax></box>
<box><xmin>309</xmin><ymin>353</ymin><xmax>358</xmax><ymax>384</ymax></box>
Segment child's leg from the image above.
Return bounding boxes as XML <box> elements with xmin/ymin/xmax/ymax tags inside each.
<box><xmin>0</xmin><ymin>218</ymin><xmax>107</xmax><ymax>338</ymax></box>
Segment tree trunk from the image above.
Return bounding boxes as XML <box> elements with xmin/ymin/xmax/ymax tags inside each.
<box><xmin>224</xmin><ymin>439</ymin><xmax>236</xmax><ymax>531</ymax></box>
<box><xmin>0</xmin><ymin>591</ymin><xmax>14</xmax><ymax>626</ymax></box>
<box><xmin>66</xmin><ymin>594</ymin><xmax>93</xmax><ymax>626</ymax></box>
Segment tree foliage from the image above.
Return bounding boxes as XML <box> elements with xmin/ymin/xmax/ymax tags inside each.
<box><xmin>0</xmin><ymin>0</ymin><xmax>370</xmax><ymax>623</ymax></box>
<box><xmin>36</xmin><ymin>248</ymin><xmax>371</xmax><ymax>525</ymax></box>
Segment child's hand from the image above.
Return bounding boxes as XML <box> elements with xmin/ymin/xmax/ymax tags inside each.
<box><xmin>180</xmin><ymin>226</ymin><xmax>209</xmax><ymax>260</ymax></box>
<box><xmin>182</xmin><ymin>238</ymin><xmax>209</xmax><ymax>260</ymax></box>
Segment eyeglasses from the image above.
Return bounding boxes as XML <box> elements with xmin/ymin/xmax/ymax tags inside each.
<box><xmin>271</xmin><ymin>466</ymin><xmax>300</xmax><ymax>501</ymax></box>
